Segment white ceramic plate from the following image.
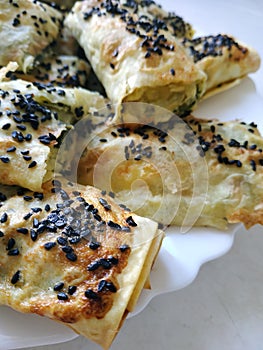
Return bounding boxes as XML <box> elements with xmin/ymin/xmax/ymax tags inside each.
<box><xmin>1</xmin><ymin>0</ymin><xmax>262</xmax><ymax>348</ymax></box>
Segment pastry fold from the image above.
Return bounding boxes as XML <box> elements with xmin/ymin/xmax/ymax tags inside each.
<box><xmin>74</xmin><ymin>108</ymin><xmax>263</xmax><ymax>229</ymax></box>
<box><xmin>65</xmin><ymin>0</ymin><xmax>206</xmax><ymax>117</ymax></box>
<box><xmin>0</xmin><ymin>77</ymin><xmax>108</xmax><ymax>191</ymax></box>
<box><xmin>11</xmin><ymin>54</ymin><xmax>91</xmax><ymax>88</ymax></box>
<box><xmin>0</xmin><ymin>177</ymin><xmax>163</xmax><ymax>349</ymax></box>
<box><xmin>0</xmin><ymin>0</ymin><xmax>63</xmax><ymax>72</ymax></box>
<box><xmin>182</xmin><ymin>34</ymin><xmax>261</xmax><ymax>98</ymax></box>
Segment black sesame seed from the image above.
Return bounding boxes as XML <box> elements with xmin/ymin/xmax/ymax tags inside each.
<box><xmin>170</xmin><ymin>68</ymin><xmax>175</xmax><ymax>76</ymax></box>
<box><xmin>55</xmin><ymin>219</ymin><xmax>67</xmax><ymax>229</ymax></box>
<box><xmin>2</xmin><ymin>123</ymin><xmax>11</xmax><ymax>130</ymax></box>
<box><xmin>8</xmin><ymin>248</ymin><xmax>19</xmax><ymax>256</ymax></box>
<box><xmin>250</xmin><ymin>160</ymin><xmax>256</xmax><ymax>171</ymax></box>
<box><xmin>69</xmin><ymin>236</ymin><xmax>81</xmax><ymax>244</ymax></box>
<box><xmin>57</xmin><ymin>236</ymin><xmax>68</xmax><ymax>246</ymax></box>
<box><xmin>107</xmin><ymin>220</ymin><xmax>121</xmax><ymax>230</ymax></box>
<box><xmin>0</xmin><ymin>231</ymin><xmax>4</xmax><ymax>237</ymax></box>
<box><xmin>97</xmin><ymin>279</ymin><xmax>107</xmax><ymax>292</ymax></box>
<box><xmin>119</xmin><ymin>244</ymin><xmax>130</xmax><ymax>252</ymax></box>
<box><xmin>85</xmin><ymin>289</ymin><xmax>100</xmax><ymax>300</ymax></box>
<box><xmin>28</xmin><ymin>161</ymin><xmax>37</xmax><ymax>168</ymax></box>
<box><xmin>7</xmin><ymin>146</ymin><xmax>16</xmax><ymax>153</ymax></box>
<box><xmin>66</xmin><ymin>252</ymin><xmax>77</xmax><ymax>262</ymax></box>
<box><xmin>0</xmin><ymin>156</ymin><xmax>10</xmax><ymax>164</ymax></box>
<box><xmin>108</xmin><ymin>256</ymin><xmax>119</xmax><ymax>265</ymax></box>
<box><xmin>57</xmin><ymin>89</ymin><xmax>66</xmax><ymax>96</ymax></box>
<box><xmin>33</xmin><ymin>218</ymin><xmax>39</xmax><ymax>228</ymax></box>
<box><xmin>68</xmin><ymin>285</ymin><xmax>77</xmax><ymax>295</ymax></box>
<box><xmin>32</xmin><ymin>192</ymin><xmax>43</xmax><ymax>199</ymax></box>
<box><xmin>93</xmin><ymin>213</ymin><xmax>102</xmax><ymax>223</ymax></box>
<box><xmin>45</xmin><ymin>204</ymin><xmax>51</xmax><ymax>212</ymax></box>
<box><xmin>99</xmin><ymin>258</ymin><xmax>112</xmax><ymax>269</ymax></box>
<box><xmin>30</xmin><ymin>229</ymin><xmax>38</xmax><ymax>241</ymax></box>
<box><xmin>87</xmin><ymin>260</ymin><xmax>101</xmax><ymax>271</ymax></box>
<box><xmin>11</xmin><ymin>270</ymin><xmax>21</xmax><ymax>284</ymax></box>
<box><xmin>31</xmin><ymin>207</ymin><xmax>42</xmax><ymax>213</ymax></box>
<box><xmin>57</xmin><ymin>292</ymin><xmax>68</xmax><ymax>301</ymax></box>
<box><xmin>0</xmin><ymin>193</ymin><xmax>7</xmax><ymax>202</ymax></box>
<box><xmin>126</xmin><ymin>216</ymin><xmax>137</xmax><ymax>227</ymax></box>
<box><xmin>89</xmin><ymin>241</ymin><xmax>101</xmax><ymax>250</ymax></box>
<box><xmin>236</xmin><ymin>160</ymin><xmax>242</xmax><ymax>168</ymax></box>
<box><xmin>23</xmin><ymin>195</ymin><xmax>33</xmax><ymax>202</ymax></box>
<box><xmin>54</xmin><ymin>282</ymin><xmax>65</xmax><ymax>291</ymax></box>
<box><xmin>105</xmin><ymin>281</ymin><xmax>117</xmax><ymax>293</ymax></box>
<box><xmin>7</xmin><ymin>237</ymin><xmax>16</xmax><ymax>250</ymax></box>
<box><xmin>44</xmin><ymin>242</ymin><xmax>56</xmax><ymax>250</ymax></box>
<box><xmin>0</xmin><ymin>212</ymin><xmax>8</xmax><ymax>223</ymax></box>
<box><xmin>12</xmin><ymin>18</ymin><xmax>20</xmax><ymax>27</ymax></box>
<box><xmin>16</xmin><ymin>227</ymin><xmax>28</xmax><ymax>234</ymax></box>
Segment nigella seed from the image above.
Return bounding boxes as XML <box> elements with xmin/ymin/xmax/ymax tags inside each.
<box><xmin>57</xmin><ymin>292</ymin><xmax>68</xmax><ymax>301</ymax></box>
<box><xmin>0</xmin><ymin>231</ymin><xmax>4</xmax><ymax>237</ymax></box>
<box><xmin>44</xmin><ymin>242</ymin><xmax>56</xmax><ymax>250</ymax></box>
<box><xmin>11</xmin><ymin>270</ymin><xmax>21</xmax><ymax>284</ymax></box>
<box><xmin>54</xmin><ymin>282</ymin><xmax>64</xmax><ymax>291</ymax></box>
<box><xmin>126</xmin><ymin>216</ymin><xmax>137</xmax><ymax>227</ymax></box>
<box><xmin>68</xmin><ymin>285</ymin><xmax>77</xmax><ymax>295</ymax></box>
<box><xmin>85</xmin><ymin>289</ymin><xmax>100</xmax><ymax>300</ymax></box>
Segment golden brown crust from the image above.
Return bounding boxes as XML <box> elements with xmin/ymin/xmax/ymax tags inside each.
<box><xmin>0</xmin><ymin>0</ymin><xmax>63</xmax><ymax>72</ymax></box>
<box><xmin>65</xmin><ymin>0</ymin><xmax>206</xmax><ymax>117</ymax></box>
<box><xmin>182</xmin><ymin>34</ymin><xmax>261</xmax><ymax>97</ymax></box>
<box><xmin>0</xmin><ymin>78</ymin><xmax>108</xmax><ymax>191</ymax></box>
<box><xmin>75</xmin><ymin>113</ymin><xmax>263</xmax><ymax>229</ymax></box>
<box><xmin>0</xmin><ymin>177</ymin><xmax>163</xmax><ymax>348</ymax></box>
<box><xmin>12</xmin><ymin>55</ymin><xmax>91</xmax><ymax>88</ymax></box>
